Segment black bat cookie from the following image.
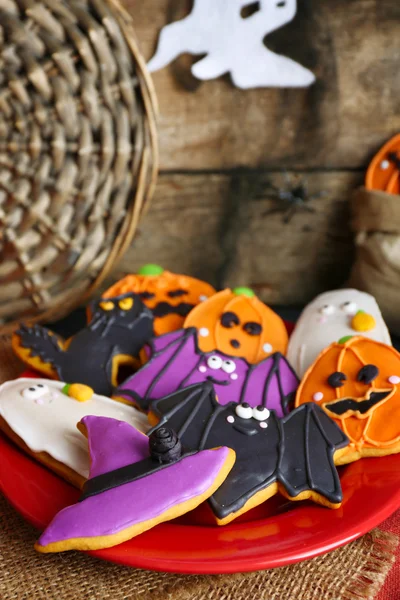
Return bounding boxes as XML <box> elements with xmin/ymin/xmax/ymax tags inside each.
<box><xmin>149</xmin><ymin>383</ymin><xmax>349</xmax><ymax>523</ymax></box>
<box><xmin>13</xmin><ymin>293</ymin><xmax>154</xmax><ymax>396</ymax></box>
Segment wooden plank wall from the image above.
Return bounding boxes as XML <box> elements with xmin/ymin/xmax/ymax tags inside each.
<box><xmin>107</xmin><ymin>0</ymin><xmax>400</xmax><ymax>305</ymax></box>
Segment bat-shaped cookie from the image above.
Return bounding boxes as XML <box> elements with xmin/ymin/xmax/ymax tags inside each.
<box><xmin>149</xmin><ymin>383</ymin><xmax>349</xmax><ymax>524</ymax></box>
<box><xmin>12</xmin><ymin>293</ymin><xmax>154</xmax><ymax>396</ymax></box>
<box><xmin>116</xmin><ymin>328</ymin><xmax>299</xmax><ymax>416</ymax></box>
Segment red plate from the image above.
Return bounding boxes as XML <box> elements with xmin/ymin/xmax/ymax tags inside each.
<box><xmin>1</xmin><ymin>355</ymin><xmax>400</xmax><ymax>574</ymax></box>
<box><xmin>1</xmin><ymin>425</ymin><xmax>400</xmax><ymax>573</ymax></box>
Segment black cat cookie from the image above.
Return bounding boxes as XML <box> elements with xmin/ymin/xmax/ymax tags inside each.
<box><xmin>12</xmin><ymin>293</ymin><xmax>154</xmax><ymax>396</ymax></box>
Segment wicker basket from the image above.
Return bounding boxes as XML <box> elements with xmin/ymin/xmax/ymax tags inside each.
<box><xmin>0</xmin><ymin>0</ymin><xmax>158</xmax><ymax>332</ymax></box>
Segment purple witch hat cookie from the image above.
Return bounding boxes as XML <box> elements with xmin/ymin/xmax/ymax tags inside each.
<box><xmin>115</xmin><ymin>328</ymin><xmax>299</xmax><ymax>416</ymax></box>
<box><xmin>35</xmin><ymin>416</ymin><xmax>235</xmax><ymax>553</ymax></box>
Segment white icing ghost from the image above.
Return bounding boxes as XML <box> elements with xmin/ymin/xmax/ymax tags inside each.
<box><xmin>0</xmin><ymin>378</ymin><xmax>149</xmax><ymax>479</ymax></box>
<box><xmin>287</xmin><ymin>289</ymin><xmax>392</xmax><ymax>377</ymax></box>
<box><xmin>148</xmin><ymin>0</ymin><xmax>315</xmax><ymax>89</ymax></box>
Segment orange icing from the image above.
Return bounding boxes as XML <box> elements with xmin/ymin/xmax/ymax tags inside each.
<box><xmin>104</xmin><ymin>270</ymin><xmax>216</xmax><ymax>336</ymax></box>
<box><xmin>366</xmin><ymin>133</ymin><xmax>400</xmax><ymax>194</ymax></box>
<box><xmin>295</xmin><ymin>336</ymin><xmax>400</xmax><ymax>456</ymax></box>
<box><xmin>183</xmin><ymin>288</ymin><xmax>288</xmax><ymax>364</ymax></box>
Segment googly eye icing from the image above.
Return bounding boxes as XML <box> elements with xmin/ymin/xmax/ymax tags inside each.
<box><xmin>22</xmin><ymin>384</ymin><xmax>49</xmax><ymax>400</ymax></box>
<box><xmin>222</xmin><ymin>359</ymin><xmax>236</xmax><ymax>374</ymax></box>
<box><xmin>207</xmin><ymin>355</ymin><xmax>223</xmax><ymax>370</ymax></box>
<box><xmin>235</xmin><ymin>403</ymin><xmax>253</xmax><ymax>419</ymax></box>
<box><xmin>341</xmin><ymin>301</ymin><xmax>357</xmax><ymax>314</ymax></box>
<box><xmin>319</xmin><ymin>304</ymin><xmax>335</xmax><ymax>316</ymax></box>
<box><xmin>252</xmin><ymin>406</ymin><xmax>270</xmax><ymax>421</ymax></box>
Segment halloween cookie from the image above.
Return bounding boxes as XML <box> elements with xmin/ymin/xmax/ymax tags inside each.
<box><xmin>149</xmin><ymin>383</ymin><xmax>348</xmax><ymax>524</ymax></box>
<box><xmin>183</xmin><ymin>287</ymin><xmax>288</xmax><ymax>363</ymax></box>
<box><xmin>287</xmin><ymin>289</ymin><xmax>391</xmax><ymax>377</ymax></box>
<box><xmin>366</xmin><ymin>133</ymin><xmax>400</xmax><ymax>194</ymax></box>
<box><xmin>12</xmin><ymin>292</ymin><xmax>154</xmax><ymax>396</ymax></box>
<box><xmin>0</xmin><ymin>378</ymin><xmax>149</xmax><ymax>488</ymax></box>
<box><xmin>116</xmin><ymin>328</ymin><xmax>299</xmax><ymax>416</ymax></box>
<box><xmin>35</xmin><ymin>416</ymin><xmax>235</xmax><ymax>552</ymax></box>
<box><xmin>295</xmin><ymin>336</ymin><xmax>400</xmax><ymax>464</ymax></box>
<box><xmin>103</xmin><ymin>264</ymin><xmax>216</xmax><ymax>335</ymax></box>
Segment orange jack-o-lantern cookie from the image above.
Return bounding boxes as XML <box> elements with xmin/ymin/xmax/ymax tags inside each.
<box><xmin>183</xmin><ymin>288</ymin><xmax>288</xmax><ymax>364</ymax></box>
<box><xmin>366</xmin><ymin>133</ymin><xmax>400</xmax><ymax>195</ymax></box>
<box><xmin>103</xmin><ymin>265</ymin><xmax>216</xmax><ymax>336</ymax></box>
<box><xmin>295</xmin><ymin>336</ymin><xmax>400</xmax><ymax>464</ymax></box>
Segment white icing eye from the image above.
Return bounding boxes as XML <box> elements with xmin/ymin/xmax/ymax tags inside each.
<box><xmin>341</xmin><ymin>301</ymin><xmax>357</xmax><ymax>314</ymax></box>
<box><xmin>222</xmin><ymin>359</ymin><xmax>236</xmax><ymax>374</ymax></box>
<box><xmin>207</xmin><ymin>355</ymin><xmax>222</xmax><ymax>370</ymax></box>
<box><xmin>22</xmin><ymin>384</ymin><xmax>49</xmax><ymax>400</ymax></box>
<box><xmin>319</xmin><ymin>304</ymin><xmax>335</xmax><ymax>316</ymax></box>
<box><xmin>252</xmin><ymin>406</ymin><xmax>270</xmax><ymax>421</ymax></box>
<box><xmin>235</xmin><ymin>403</ymin><xmax>253</xmax><ymax>419</ymax></box>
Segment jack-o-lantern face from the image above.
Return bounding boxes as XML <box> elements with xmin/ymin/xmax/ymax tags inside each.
<box><xmin>295</xmin><ymin>336</ymin><xmax>400</xmax><ymax>461</ymax></box>
<box><xmin>184</xmin><ymin>288</ymin><xmax>288</xmax><ymax>364</ymax></box>
<box><xmin>103</xmin><ymin>265</ymin><xmax>216</xmax><ymax>335</ymax></box>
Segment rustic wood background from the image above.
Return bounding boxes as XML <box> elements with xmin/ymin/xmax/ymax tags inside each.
<box><xmin>106</xmin><ymin>0</ymin><xmax>400</xmax><ymax>305</ymax></box>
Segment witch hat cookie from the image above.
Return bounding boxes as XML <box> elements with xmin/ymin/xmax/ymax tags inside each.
<box><xmin>35</xmin><ymin>416</ymin><xmax>235</xmax><ymax>552</ymax></box>
<box><xmin>12</xmin><ymin>293</ymin><xmax>154</xmax><ymax>396</ymax></box>
<box><xmin>115</xmin><ymin>328</ymin><xmax>299</xmax><ymax>416</ymax></box>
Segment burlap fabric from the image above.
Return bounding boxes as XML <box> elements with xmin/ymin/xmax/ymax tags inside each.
<box><xmin>0</xmin><ymin>335</ymin><xmax>398</xmax><ymax>600</ymax></box>
<box><xmin>348</xmin><ymin>187</ymin><xmax>400</xmax><ymax>335</ymax></box>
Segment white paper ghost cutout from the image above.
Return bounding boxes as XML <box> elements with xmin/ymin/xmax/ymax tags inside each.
<box><xmin>148</xmin><ymin>0</ymin><xmax>315</xmax><ymax>89</ymax></box>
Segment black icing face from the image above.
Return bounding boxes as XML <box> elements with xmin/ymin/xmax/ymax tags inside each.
<box><xmin>220</xmin><ymin>311</ymin><xmax>263</xmax><ymax>350</ymax></box>
<box><xmin>92</xmin><ymin>293</ymin><xmax>145</xmax><ymax>323</ymax></box>
<box><xmin>224</xmin><ymin>403</ymin><xmax>270</xmax><ymax>436</ymax></box>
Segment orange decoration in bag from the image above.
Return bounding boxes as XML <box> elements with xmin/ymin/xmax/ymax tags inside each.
<box><xmin>103</xmin><ymin>265</ymin><xmax>216</xmax><ymax>336</ymax></box>
<box><xmin>295</xmin><ymin>336</ymin><xmax>400</xmax><ymax>464</ymax></box>
<box><xmin>184</xmin><ymin>288</ymin><xmax>288</xmax><ymax>364</ymax></box>
<box><xmin>366</xmin><ymin>133</ymin><xmax>400</xmax><ymax>194</ymax></box>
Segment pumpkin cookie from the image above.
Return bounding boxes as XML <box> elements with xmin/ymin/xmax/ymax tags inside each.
<box><xmin>287</xmin><ymin>289</ymin><xmax>391</xmax><ymax>377</ymax></box>
<box><xmin>103</xmin><ymin>264</ymin><xmax>216</xmax><ymax>335</ymax></box>
<box><xmin>366</xmin><ymin>133</ymin><xmax>400</xmax><ymax>194</ymax></box>
<box><xmin>35</xmin><ymin>416</ymin><xmax>235</xmax><ymax>552</ymax></box>
<box><xmin>183</xmin><ymin>288</ymin><xmax>288</xmax><ymax>363</ymax></box>
<box><xmin>295</xmin><ymin>336</ymin><xmax>400</xmax><ymax>464</ymax></box>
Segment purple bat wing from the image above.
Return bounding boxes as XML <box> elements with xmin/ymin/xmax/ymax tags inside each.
<box><xmin>116</xmin><ymin>328</ymin><xmax>201</xmax><ymax>409</ymax></box>
<box><xmin>242</xmin><ymin>353</ymin><xmax>299</xmax><ymax>417</ymax></box>
<box><xmin>145</xmin><ymin>328</ymin><xmax>190</xmax><ymax>360</ymax></box>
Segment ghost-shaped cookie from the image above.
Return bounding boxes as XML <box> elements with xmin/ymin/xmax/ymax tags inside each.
<box><xmin>287</xmin><ymin>289</ymin><xmax>391</xmax><ymax>377</ymax></box>
<box><xmin>0</xmin><ymin>378</ymin><xmax>149</xmax><ymax>487</ymax></box>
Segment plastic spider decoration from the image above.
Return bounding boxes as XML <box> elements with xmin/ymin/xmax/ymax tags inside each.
<box><xmin>261</xmin><ymin>174</ymin><xmax>326</xmax><ymax>224</ymax></box>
